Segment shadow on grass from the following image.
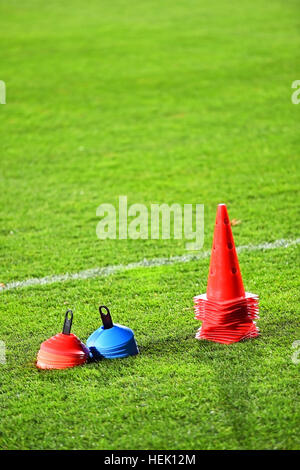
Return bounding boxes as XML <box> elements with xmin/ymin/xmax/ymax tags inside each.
<box><xmin>196</xmin><ymin>334</ymin><xmax>264</xmax><ymax>449</ymax></box>
<box><xmin>138</xmin><ymin>331</ymin><xmax>196</xmax><ymax>356</ymax></box>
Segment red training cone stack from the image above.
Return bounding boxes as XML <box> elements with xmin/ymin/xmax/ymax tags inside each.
<box><xmin>36</xmin><ymin>310</ymin><xmax>89</xmax><ymax>369</ymax></box>
<box><xmin>194</xmin><ymin>203</ymin><xmax>259</xmax><ymax>344</ymax></box>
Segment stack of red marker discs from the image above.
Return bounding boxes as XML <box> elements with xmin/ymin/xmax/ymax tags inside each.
<box><xmin>36</xmin><ymin>310</ymin><xmax>89</xmax><ymax>370</ymax></box>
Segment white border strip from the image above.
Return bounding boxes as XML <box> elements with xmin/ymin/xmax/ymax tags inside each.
<box><xmin>1</xmin><ymin>238</ymin><xmax>299</xmax><ymax>292</ymax></box>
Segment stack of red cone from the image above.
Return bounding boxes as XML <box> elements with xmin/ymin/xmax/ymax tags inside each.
<box><xmin>36</xmin><ymin>310</ymin><xmax>89</xmax><ymax>370</ymax></box>
<box><xmin>194</xmin><ymin>204</ymin><xmax>259</xmax><ymax>344</ymax></box>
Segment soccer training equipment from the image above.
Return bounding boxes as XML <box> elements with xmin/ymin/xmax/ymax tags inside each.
<box><xmin>86</xmin><ymin>305</ymin><xmax>139</xmax><ymax>360</ymax></box>
<box><xmin>194</xmin><ymin>203</ymin><xmax>259</xmax><ymax>344</ymax></box>
<box><xmin>36</xmin><ymin>310</ymin><xmax>89</xmax><ymax>369</ymax></box>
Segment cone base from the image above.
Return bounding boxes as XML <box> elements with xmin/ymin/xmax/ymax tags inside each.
<box><xmin>194</xmin><ymin>291</ymin><xmax>259</xmax><ymax>344</ymax></box>
<box><xmin>36</xmin><ymin>360</ymin><xmax>86</xmax><ymax>370</ymax></box>
<box><xmin>195</xmin><ymin>323</ymin><xmax>259</xmax><ymax>345</ymax></box>
<box><xmin>89</xmin><ymin>337</ymin><xmax>139</xmax><ymax>360</ymax></box>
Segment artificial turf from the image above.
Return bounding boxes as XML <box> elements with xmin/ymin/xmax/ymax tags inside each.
<box><xmin>0</xmin><ymin>0</ymin><xmax>299</xmax><ymax>450</ymax></box>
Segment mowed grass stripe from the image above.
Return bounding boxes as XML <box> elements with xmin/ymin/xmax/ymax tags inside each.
<box><xmin>1</xmin><ymin>237</ymin><xmax>299</xmax><ymax>292</ymax></box>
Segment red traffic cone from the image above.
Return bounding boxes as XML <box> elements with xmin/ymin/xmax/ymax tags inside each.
<box><xmin>36</xmin><ymin>310</ymin><xmax>89</xmax><ymax>369</ymax></box>
<box><xmin>194</xmin><ymin>204</ymin><xmax>259</xmax><ymax>344</ymax></box>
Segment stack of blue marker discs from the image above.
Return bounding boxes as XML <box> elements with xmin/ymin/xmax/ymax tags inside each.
<box><xmin>87</xmin><ymin>306</ymin><xmax>139</xmax><ymax>360</ymax></box>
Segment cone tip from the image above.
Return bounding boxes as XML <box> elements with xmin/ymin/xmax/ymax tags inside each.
<box><xmin>216</xmin><ymin>203</ymin><xmax>229</xmax><ymax>221</ymax></box>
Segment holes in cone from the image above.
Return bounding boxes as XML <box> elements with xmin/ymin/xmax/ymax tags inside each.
<box><xmin>232</xmin><ymin>267</ymin><xmax>237</xmax><ymax>274</ymax></box>
<box><xmin>224</xmin><ymin>218</ymin><xmax>229</xmax><ymax>224</ymax></box>
<box><xmin>213</xmin><ymin>244</ymin><xmax>216</xmax><ymax>250</ymax></box>
<box><xmin>228</xmin><ymin>242</ymin><xmax>233</xmax><ymax>249</ymax></box>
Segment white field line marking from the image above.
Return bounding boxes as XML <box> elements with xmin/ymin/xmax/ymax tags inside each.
<box><xmin>1</xmin><ymin>237</ymin><xmax>299</xmax><ymax>293</ymax></box>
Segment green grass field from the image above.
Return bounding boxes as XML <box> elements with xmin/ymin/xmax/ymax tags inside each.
<box><xmin>0</xmin><ymin>0</ymin><xmax>299</xmax><ymax>450</ymax></box>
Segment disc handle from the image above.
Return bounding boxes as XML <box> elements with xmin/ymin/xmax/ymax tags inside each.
<box><xmin>62</xmin><ymin>310</ymin><xmax>73</xmax><ymax>335</ymax></box>
<box><xmin>99</xmin><ymin>305</ymin><xmax>113</xmax><ymax>329</ymax></box>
